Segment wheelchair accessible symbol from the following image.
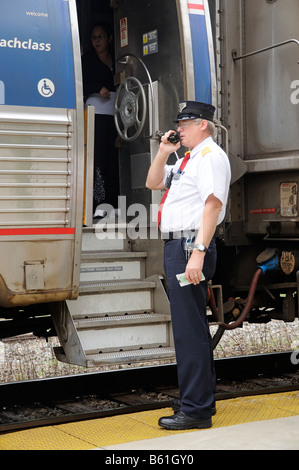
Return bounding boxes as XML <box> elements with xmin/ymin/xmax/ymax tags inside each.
<box><xmin>38</xmin><ymin>78</ymin><xmax>55</xmax><ymax>98</ymax></box>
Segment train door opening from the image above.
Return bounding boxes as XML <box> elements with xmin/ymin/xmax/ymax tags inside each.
<box><xmin>76</xmin><ymin>0</ymin><xmax>118</xmax><ymax>226</ymax></box>
<box><xmin>77</xmin><ymin>0</ymin><xmax>218</xmax><ymax>229</ymax></box>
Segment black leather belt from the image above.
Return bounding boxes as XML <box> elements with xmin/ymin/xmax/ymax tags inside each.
<box><xmin>161</xmin><ymin>230</ymin><xmax>198</xmax><ymax>241</ymax></box>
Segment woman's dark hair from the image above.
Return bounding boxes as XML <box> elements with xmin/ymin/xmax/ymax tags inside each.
<box><xmin>90</xmin><ymin>21</ymin><xmax>113</xmax><ymax>39</ymax></box>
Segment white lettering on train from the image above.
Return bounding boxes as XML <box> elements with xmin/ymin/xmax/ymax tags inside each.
<box><xmin>0</xmin><ymin>37</ymin><xmax>51</xmax><ymax>52</ymax></box>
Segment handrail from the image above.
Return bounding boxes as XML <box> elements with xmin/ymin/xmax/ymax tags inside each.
<box><xmin>232</xmin><ymin>38</ymin><xmax>299</xmax><ymax>62</ymax></box>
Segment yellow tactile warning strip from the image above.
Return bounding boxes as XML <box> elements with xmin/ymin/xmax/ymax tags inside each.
<box><xmin>0</xmin><ymin>391</ymin><xmax>298</xmax><ymax>450</ymax></box>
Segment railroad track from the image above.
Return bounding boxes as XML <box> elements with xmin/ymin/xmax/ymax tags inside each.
<box><xmin>0</xmin><ymin>352</ymin><xmax>298</xmax><ymax>434</ymax></box>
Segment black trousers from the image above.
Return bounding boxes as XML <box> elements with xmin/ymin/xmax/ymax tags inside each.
<box><xmin>164</xmin><ymin>237</ymin><xmax>217</xmax><ymax>420</ymax></box>
<box><xmin>93</xmin><ymin>114</ymin><xmax>119</xmax><ymax>212</ymax></box>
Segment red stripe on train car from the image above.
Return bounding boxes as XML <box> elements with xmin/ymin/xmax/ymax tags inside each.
<box><xmin>0</xmin><ymin>228</ymin><xmax>75</xmax><ymax>235</ymax></box>
<box><xmin>187</xmin><ymin>3</ymin><xmax>204</xmax><ymax>11</ymax></box>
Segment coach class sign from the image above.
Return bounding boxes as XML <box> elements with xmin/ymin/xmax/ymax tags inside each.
<box><xmin>0</xmin><ymin>0</ymin><xmax>76</xmax><ymax>109</ymax></box>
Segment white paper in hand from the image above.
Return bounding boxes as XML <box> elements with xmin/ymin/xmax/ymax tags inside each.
<box><xmin>176</xmin><ymin>272</ymin><xmax>205</xmax><ymax>287</ymax></box>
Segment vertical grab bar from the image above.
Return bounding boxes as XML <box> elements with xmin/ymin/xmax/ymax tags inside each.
<box><xmin>83</xmin><ymin>105</ymin><xmax>95</xmax><ymax>227</ymax></box>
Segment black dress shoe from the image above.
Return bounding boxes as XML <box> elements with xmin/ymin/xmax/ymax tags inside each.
<box><xmin>171</xmin><ymin>398</ymin><xmax>216</xmax><ymax>416</ymax></box>
<box><xmin>158</xmin><ymin>411</ymin><xmax>212</xmax><ymax>430</ymax></box>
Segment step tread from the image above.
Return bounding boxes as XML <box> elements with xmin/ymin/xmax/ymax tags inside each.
<box><xmin>77</xmin><ymin>279</ymin><xmax>156</xmax><ymax>294</ymax></box>
<box><xmin>81</xmin><ymin>251</ymin><xmax>148</xmax><ymax>261</ymax></box>
<box><xmin>74</xmin><ymin>312</ymin><xmax>171</xmax><ymax>329</ymax></box>
<box><xmin>86</xmin><ymin>346</ymin><xmax>176</xmax><ymax>365</ymax></box>
<box><xmin>83</xmin><ymin>223</ymin><xmax>128</xmax><ymax>232</ymax></box>
<box><xmin>72</xmin><ymin>309</ymin><xmax>153</xmax><ymax>319</ymax></box>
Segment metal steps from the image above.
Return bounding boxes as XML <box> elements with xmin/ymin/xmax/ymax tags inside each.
<box><xmin>52</xmin><ymin>224</ymin><xmax>174</xmax><ymax>367</ymax></box>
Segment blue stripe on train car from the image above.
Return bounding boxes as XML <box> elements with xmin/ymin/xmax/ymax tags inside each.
<box><xmin>188</xmin><ymin>5</ymin><xmax>212</xmax><ymax>104</ymax></box>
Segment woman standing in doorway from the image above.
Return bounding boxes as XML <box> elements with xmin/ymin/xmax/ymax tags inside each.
<box><xmin>82</xmin><ymin>22</ymin><xmax>119</xmax><ymax>218</ymax></box>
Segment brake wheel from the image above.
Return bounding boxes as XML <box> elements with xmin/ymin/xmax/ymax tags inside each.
<box><xmin>114</xmin><ymin>76</ymin><xmax>147</xmax><ymax>142</ymax></box>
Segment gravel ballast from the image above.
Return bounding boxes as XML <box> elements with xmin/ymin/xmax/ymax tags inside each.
<box><xmin>1</xmin><ymin>319</ymin><xmax>298</xmax><ymax>383</ymax></box>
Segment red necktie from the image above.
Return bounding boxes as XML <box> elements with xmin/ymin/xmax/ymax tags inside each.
<box><xmin>157</xmin><ymin>151</ymin><xmax>190</xmax><ymax>228</ymax></box>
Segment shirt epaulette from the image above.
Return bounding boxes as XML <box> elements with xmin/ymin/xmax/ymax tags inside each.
<box><xmin>201</xmin><ymin>146</ymin><xmax>211</xmax><ymax>157</ymax></box>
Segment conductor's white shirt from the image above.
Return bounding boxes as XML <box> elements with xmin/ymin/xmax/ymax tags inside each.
<box><xmin>161</xmin><ymin>137</ymin><xmax>231</xmax><ymax>233</ymax></box>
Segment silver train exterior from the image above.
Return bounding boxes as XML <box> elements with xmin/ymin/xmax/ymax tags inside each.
<box><xmin>0</xmin><ymin>0</ymin><xmax>298</xmax><ymax>366</ymax></box>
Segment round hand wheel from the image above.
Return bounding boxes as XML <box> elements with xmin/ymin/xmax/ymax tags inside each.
<box><xmin>114</xmin><ymin>76</ymin><xmax>147</xmax><ymax>142</ymax></box>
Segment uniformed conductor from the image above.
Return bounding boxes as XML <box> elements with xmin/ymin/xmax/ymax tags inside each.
<box><xmin>146</xmin><ymin>101</ymin><xmax>231</xmax><ymax>430</ymax></box>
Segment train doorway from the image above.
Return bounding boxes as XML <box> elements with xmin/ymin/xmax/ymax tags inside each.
<box><xmin>77</xmin><ymin>0</ymin><xmax>217</xmax><ymax>228</ymax></box>
<box><xmin>76</xmin><ymin>1</ymin><xmax>120</xmax><ymax>225</ymax></box>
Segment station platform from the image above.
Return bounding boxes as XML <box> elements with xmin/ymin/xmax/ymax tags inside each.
<box><xmin>1</xmin><ymin>391</ymin><xmax>298</xmax><ymax>450</ymax></box>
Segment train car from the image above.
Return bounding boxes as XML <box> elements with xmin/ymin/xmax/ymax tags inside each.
<box><xmin>0</xmin><ymin>1</ymin><xmax>85</xmax><ymax>338</ymax></box>
<box><xmin>214</xmin><ymin>0</ymin><xmax>299</xmax><ymax>327</ymax></box>
<box><xmin>0</xmin><ymin>0</ymin><xmax>298</xmax><ymax>368</ymax></box>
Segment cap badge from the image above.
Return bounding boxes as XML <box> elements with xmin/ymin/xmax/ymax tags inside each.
<box><xmin>178</xmin><ymin>102</ymin><xmax>187</xmax><ymax>113</ymax></box>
